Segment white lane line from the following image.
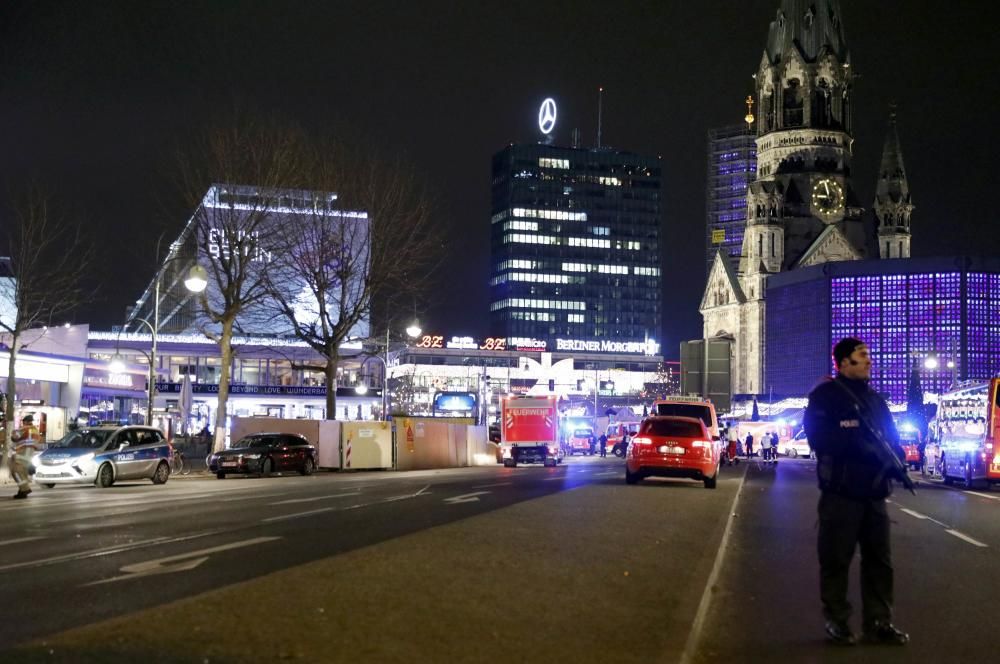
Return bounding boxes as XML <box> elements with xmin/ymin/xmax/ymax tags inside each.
<box><xmin>219</xmin><ymin>493</ymin><xmax>289</xmax><ymax>502</ymax></box>
<box><xmin>0</xmin><ymin>536</ymin><xmax>44</xmax><ymax>547</ymax></box>
<box><xmin>965</xmin><ymin>491</ymin><xmax>1000</xmax><ymax>502</ymax></box>
<box><xmin>945</xmin><ymin>529</ymin><xmax>989</xmax><ymax>548</ymax></box>
<box><xmin>261</xmin><ymin>507</ymin><xmax>335</xmax><ymax>523</ymax></box>
<box><xmin>270</xmin><ymin>492</ymin><xmax>360</xmax><ymax>505</ymax></box>
<box><xmin>900</xmin><ymin>508</ymin><xmax>928</xmax><ymax>520</ymax></box>
<box><xmin>679</xmin><ymin>466</ymin><xmax>748</xmax><ymax>664</ymax></box>
<box><xmin>473</xmin><ymin>482</ymin><xmax>511</xmax><ymax>489</ymax></box>
<box><xmin>543</xmin><ymin>476</ymin><xmax>568</xmax><ymax>481</ymax></box>
<box><xmin>0</xmin><ymin>529</ymin><xmax>226</xmax><ymax>572</ymax></box>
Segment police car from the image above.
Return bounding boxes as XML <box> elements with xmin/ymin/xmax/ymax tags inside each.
<box><xmin>32</xmin><ymin>425</ymin><xmax>172</xmax><ymax>488</ymax></box>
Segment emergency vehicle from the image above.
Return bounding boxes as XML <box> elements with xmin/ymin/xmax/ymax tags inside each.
<box><xmin>934</xmin><ymin>378</ymin><xmax>1000</xmax><ymax>487</ymax></box>
<box><xmin>652</xmin><ymin>397</ymin><xmax>721</xmax><ymax>441</ymax></box>
<box><xmin>606</xmin><ymin>421</ymin><xmax>640</xmax><ymax>457</ymax></box>
<box><xmin>500</xmin><ymin>395</ymin><xmax>560</xmax><ymax>467</ymax></box>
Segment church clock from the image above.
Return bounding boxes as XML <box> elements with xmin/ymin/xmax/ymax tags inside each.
<box><xmin>811</xmin><ymin>178</ymin><xmax>845</xmax><ymax>220</ymax></box>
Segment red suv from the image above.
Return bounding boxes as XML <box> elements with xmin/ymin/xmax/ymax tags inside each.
<box><xmin>626</xmin><ymin>416</ymin><xmax>721</xmax><ymax>489</ymax></box>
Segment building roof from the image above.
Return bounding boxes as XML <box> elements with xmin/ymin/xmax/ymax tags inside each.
<box><xmin>764</xmin><ymin>0</ymin><xmax>850</xmax><ymax>66</ymax></box>
<box><xmin>768</xmin><ymin>255</ymin><xmax>1000</xmax><ymax>289</ymax></box>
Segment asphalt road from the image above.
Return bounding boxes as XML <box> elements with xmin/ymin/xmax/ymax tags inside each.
<box><xmin>1</xmin><ymin>455</ymin><xmax>743</xmax><ymax>663</ymax></box>
<box><xmin>9</xmin><ymin>453</ymin><xmax>993</xmax><ymax>662</ymax></box>
<box><xmin>692</xmin><ymin>457</ymin><xmax>1000</xmax><ymax>662</ymax></box>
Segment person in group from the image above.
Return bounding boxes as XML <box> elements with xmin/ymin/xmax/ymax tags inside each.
<box><xmin>745</xmin><ymin>432</ymin><xmax>754</xmax><ymax>458</ymax></box>
<box><xmin>10</xmin><ymin>414</ymin><xmax>42</xmax><ymax>500</ymax></box>
<box><xmin>804</xmin><ymin>337</ymin><xmax>909</xmax><ymax>646</ymax></box>
<box><xmin>760</xmin><ymin>431</ymin><xmax>773</xmax><ymax>462</ymax></box>
<box><xmin>598</xmin><ymin>433</ymin><xmax>608</xmax><ymax>458</ymax></box>
<box><xmin>772</xmin><ymin>431</ymin><xmax>781</xmax><ymax>460</ymax></box>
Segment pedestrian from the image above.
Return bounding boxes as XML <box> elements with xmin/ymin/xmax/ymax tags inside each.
<box><xmin>10</xmin><ymin>414</ymin><xmax>42</xmax><ymax>500</ymax></box>
<box><xmin>804</xmin><ymin>337</ymin><xmax>909</xmax><ymax>646</ymax></box>
<box><xmin>772</xmin><ymin>431</ymin><xmax>781</xmax><ymax>460</ymax></box>
<box><xmin>599</xmin><ymin>433</ymin><xmax>608</xmax><ymax>457</ymax></box>
<box><xmin>745</xmin><ymin>432</ymin><xmax>754</xmax><ymax>458</ymax></box>
<box><xmin>761</xmin><ymin>431</ymin><xmax>772</xmax><ymax>462</ymax></box>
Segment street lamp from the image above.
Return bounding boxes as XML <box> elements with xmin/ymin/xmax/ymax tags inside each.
<box><xmin>360</xmin><ymin>321</ymin><xmax>421</xmax><ymax>421</ymax></box>
<box><xmin>924</xmin><ymin>356</ymin><xmax>939</xmax><ymax>370</ymax></box>
<box><xmin>116</xmin><ymin>242</ymin><xmax>208</xmax><ymax>425</ymax></box>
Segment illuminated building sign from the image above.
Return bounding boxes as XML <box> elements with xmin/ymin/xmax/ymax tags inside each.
<box><xmin>538</xmin><ymin>98</ymin><xmax>557</xmax><ymax>135</ymax></box>
<box><xmin>510</xmin><ymin>337</ymin><xmax>547</xmax><ymax>352</ymax></box>
<box><xmin>413</xmin><ymin>333</ymin><xmax>657</xmax><ymax>355</ymax></box>
<box><xmin>433</xmin><ymin>392</ymin><xmax>477</xmax><ymax>412</ymax></box>
<box><xmin>445</xmin><ymin>336</ymin><xmax>479</xmax><ymax>350</ymax></box>
<box><xmin>555</xmin><ymin>338</ymin><xmax>660</xmax><ymax>356</ymax></box>
<box><xmin>208</xmin><ymin>229</ymin><xmax>273</xmax><ymax>263</ymax></box>
<box><xmin>83</xmin><ymin>368</ymin><xmax>140</xmax><ymax>390</ymax></box>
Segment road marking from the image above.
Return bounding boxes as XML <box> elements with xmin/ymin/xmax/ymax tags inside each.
<box><xmin>945</xmin><ymin>529</ymin><xmax>988</xmax><ymax>548</ymax></box>
<box><xmin>219</xmin><ymin>493</ymin><xmax>289</xmax><ymax>502</ymax></box>
<box><xmin>965</xmin><ymin>491</ymin><xmax>1000</xmax><ymax>502</ymax></box>
<box><xmin>900</xmin><ymin>508</ymin><xmax>928</xmax><ymax>519</ymax></box>
<box><xmin>0</xmin><ymin>536</ymin><xmax>44</xmax><ymax>547</ymax></box>
<box><xmin>270</xmin><ymin>492</ymin><xmax>361</xmax><ymax>505</ymax></box>
<box><xmin>0</xmin><ymin>529</ymin><xmax>227</xmax><ymax>572</ymax></box>
<box><xmin>261</xmin><ymin>507</ymin><xmax>335</xmax><ymax>523</ymax></box>
<box><xmin>473</xmin><ymin>482</ymin><xmax>511</xmax><ymax>489</ymax></box>
<box><xmin>86</xmin><ymin>536</ymin><xmax>282</xmax><ymax>586</ymax></box>
<box><xmin>679</xmin><ymin>464</ymin><xmax>748</xmax><ymax>664</ymax></box>
<box><xmin>444</xmin><ymin>491</ymin><xmax>490</xmax><ymax>505</ymax></box>
<box><xmin>543</xmin><ymin>476</ymin><xmax>567</xmax><ymax>481</ymax></box>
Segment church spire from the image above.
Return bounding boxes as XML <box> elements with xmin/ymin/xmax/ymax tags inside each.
<box><xmin>765</xmin><ymin>0</ymin><xmax>850</xmax><ymax>66</ymax></box>
<box><xmin>875</xmin><ymin>106</ymin><xmax>914</xmax><ymax>258</ymax></box>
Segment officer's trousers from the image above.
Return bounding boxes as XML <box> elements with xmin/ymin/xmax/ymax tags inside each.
<box><xmin>817</xmin><ymin>492</ymin><xmax>893</xmax><ymax>626</ymax></box>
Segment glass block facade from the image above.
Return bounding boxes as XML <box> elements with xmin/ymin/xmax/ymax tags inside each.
<box><xmin>766</xmin><ymin>259</ymin><xmax>1000</xmax><ymax>403</ymax></box>
<box><xmin>706</xmin><ymin>124</ymin><xmax>757</xmax><ymax>275</ymax></box>
<box><xmin>489</xmin><ymin>144</ymin><xmax>662</xmax><ymax>348</ymax></box>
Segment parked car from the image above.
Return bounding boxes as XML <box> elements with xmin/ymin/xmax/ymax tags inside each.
<box><xmin>208</xmin><ymin>433</ymin><xmax>317</xmax><ymax>479</ymax></box>
<box><xmin>626</xmin><ymin>416</ymin><xmax>721</xmax><ymax>489</ymax></box>
<box><xmin>32</xmin><ymin>425</ymin><xmax>172</xmax><ymax>488</ymax></box>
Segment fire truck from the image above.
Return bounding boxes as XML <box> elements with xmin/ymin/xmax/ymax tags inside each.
<box><xmin>935</xmin><ymin>378</ymin><xmax>1000</xmax><ymax>488</ymax></box>
<box><xmin>500</xmin><ymin>395</ymin><xmax>560</xmax><ymax>467</ymax></box>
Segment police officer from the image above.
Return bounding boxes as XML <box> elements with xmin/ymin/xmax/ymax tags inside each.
<box><xmin>804</xmin><ymin>338</ymin><xmax>909</xmax><ymax>646</ymax></box>
<box><xmin>10</xmin><ymin>414</ymin><xmax>41</xmax><ymax>500</ymax></box>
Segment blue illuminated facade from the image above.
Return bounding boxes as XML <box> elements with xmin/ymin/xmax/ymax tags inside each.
<box><xmin>766</xmin><ymin>257</ymin><xmax>1000</xmax><ymax>402</ymax></box>
<box><xmin>706</xmin><ymin>124</ymin><xmax>756</xmax><ymax>275</ymax></box>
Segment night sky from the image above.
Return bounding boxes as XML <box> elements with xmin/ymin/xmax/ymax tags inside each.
<box><xmin>1</xmin><ymin>1</ymin><xmax>996</xmax><ymax>356</ymax></box>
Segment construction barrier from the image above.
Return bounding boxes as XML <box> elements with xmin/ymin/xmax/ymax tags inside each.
<box><xmin>393</xmin><ymin>417</ymin><xmax>491</xmax><ymax>471</ymax></box>
<box><xmin>340</xmin><ymin>421</ymin><xmax>392</xmax><ymax>470</ymax></box>
<box><xmin>230</xmin><ymin>417</ymin><xmax>342</xmax><ymax>469</ymax></box>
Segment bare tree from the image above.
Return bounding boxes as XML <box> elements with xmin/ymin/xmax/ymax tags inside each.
<box><xmin>265</xmin><ymin>143</ymin><xmax>440</xmax><ymax>419</ymax></box>
<box><xmin>0</xmin><ymin>188</ymin><xmax>91</xmax><ymax>481</ymax></box>
<box><xmin>176</xmin><ymin>119</ymin><xmax>306</xmax><ymax>452</ymax></box>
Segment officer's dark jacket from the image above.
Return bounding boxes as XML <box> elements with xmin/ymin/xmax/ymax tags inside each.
<box><xmin>804</xmin><ymin>375</ymin><xmax>900</xmax><ymax>500</ymax></box>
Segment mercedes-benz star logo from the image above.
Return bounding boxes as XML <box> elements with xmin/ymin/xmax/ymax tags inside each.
<box><xmin>538</xmin><ymin>98</ymin><xmax>557</xmax><ymax>135</ymax></box>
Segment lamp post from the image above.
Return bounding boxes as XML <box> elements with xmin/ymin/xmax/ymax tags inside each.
<box><xmin>113</xmin><ymin>246</ymin><xmax>207</xmax><ymax>426</ymax></box>
<box><xmin>359</xmin><ymin>320</ymin><xmax>421</xmax><ymax>421</ymax></box>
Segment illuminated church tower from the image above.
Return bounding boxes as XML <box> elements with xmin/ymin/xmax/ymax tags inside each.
<box><xmin>700</xmin><ymin>0</ymin><xmax>883</xmax><ymax>395</ymax></box>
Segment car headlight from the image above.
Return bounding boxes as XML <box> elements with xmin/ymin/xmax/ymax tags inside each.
<box><xmin>241</xmin><ymin>453</ymin><xmax>260</xmax><ymax>460</ymax></box>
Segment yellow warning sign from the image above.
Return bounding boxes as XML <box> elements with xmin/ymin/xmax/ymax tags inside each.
<box><xmin>711</xmin><ymin>229</ymin><xmax>725</xmax><ymax>244</ymax></box>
